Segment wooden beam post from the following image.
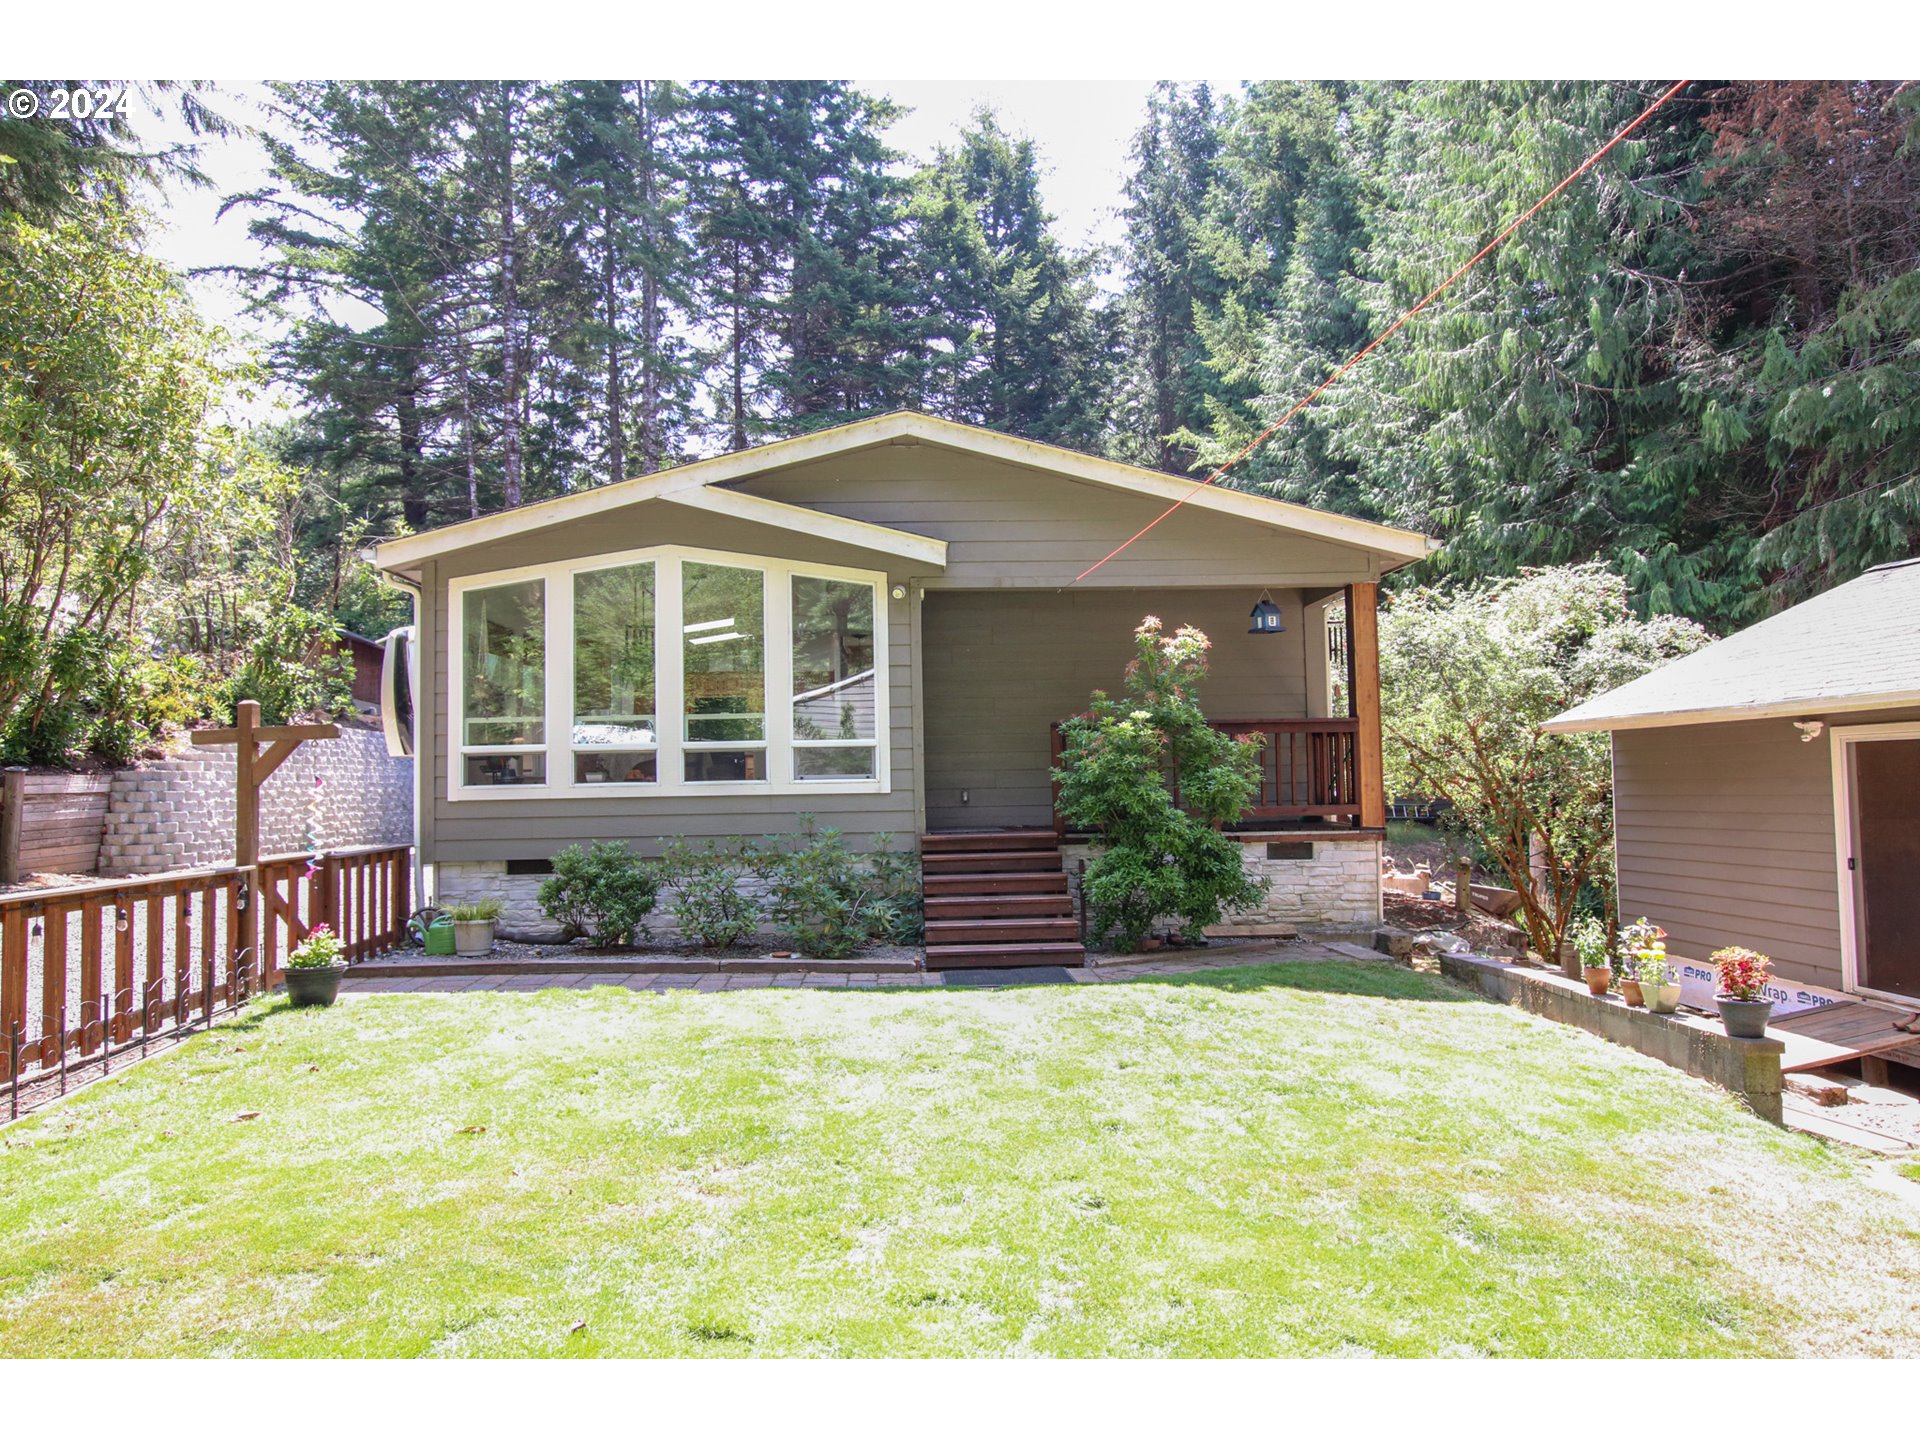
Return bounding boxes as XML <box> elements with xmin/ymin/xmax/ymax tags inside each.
<box><xmin>1346</xmin><ymin>583</ymin><xmax>1387</xmax><ymax>830</ymax></box>
<box><xmin>0</xmin><ymin>767</ymin><xmax>26</xmax><ymax>886</ymax></box>
<box><xmin>191</xmin><ymin>701</ymin><xmax>338</xmax><ymax>986</ymax></box>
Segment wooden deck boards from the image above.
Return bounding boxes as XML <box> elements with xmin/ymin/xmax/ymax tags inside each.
<box><xmin>1772</xmin><ymin>1001</ymin><xmax>1920</xmax><ymax>1073</ymax></box>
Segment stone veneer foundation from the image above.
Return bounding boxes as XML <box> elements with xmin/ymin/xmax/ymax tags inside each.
<box><xmin>1061</xmin><ymin>830</ymin><xmax>1383</xmax><ymax>934</ymax></box>
<box><xmin>439</xmin><ymin>830</ymin><xmax>1383</xmax><ymax>944</ymax></box>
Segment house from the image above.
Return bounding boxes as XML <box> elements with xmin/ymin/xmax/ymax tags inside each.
<box><xmin>372</xmin><ymin>412</ymin><xmax>1437</xmax><ymax>966</ymax></box>
<box><xmin>1545</xmin><ymin>558</ymin><xmax>1920</xmax><ymax>1007</ymax></box>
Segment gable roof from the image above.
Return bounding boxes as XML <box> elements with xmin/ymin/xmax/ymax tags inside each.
<box><xmin>1544</xmin><ymin>558</ymin><xmax>1920</xmax><ymax>733</ymax></box>
<box><xmin>371</xmin><ymin>411</ymin><xmax>1438</xmax><ymax>574</ymax></box>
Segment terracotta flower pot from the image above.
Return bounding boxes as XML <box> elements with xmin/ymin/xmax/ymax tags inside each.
<box><xmin>1621</xmin><ymin>978</ymin><xmax>1645</xmax><ymax>1007</ymax></box>
<box><xmin>284</xmin><ymin>962</ymin><xmax>347</xmax><ymax>1008</ymax></box>
<box><xmin>1644</xmin><ymin>982</ymin><xmax>1682</xmax><ymax>1015</ymax></box>
<box><xmin>1716</xmin><ymin>995</ymin><xmax>1774</xmax><ymax>1039</ymax></box>
<box><xmin>1583</xmin><ymin>965</ymin><xmax>1612</xmax><ymax>996</ymax></box>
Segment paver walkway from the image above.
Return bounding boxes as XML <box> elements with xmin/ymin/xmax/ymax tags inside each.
<box><xmin>336</xmin><ymin>941</ymin><xmax>1360</xmax><ymax>994</ymax></box>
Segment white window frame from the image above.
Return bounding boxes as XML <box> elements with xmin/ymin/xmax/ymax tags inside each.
<box><xmin>447</xmin><ymin>544</ymin><xmax>890</xmax><ymax>801</ymax></box>
<box><xmin>1828</xmin><ymin>720</ymin><xmax>1920</xmax><ymax>1003</ymax></box>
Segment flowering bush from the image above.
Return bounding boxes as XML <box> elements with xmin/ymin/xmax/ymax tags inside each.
<box><xmin>1711</xmin><ymin>946</ymin><xmax>1772</xmax><ymax>1000</ymax></box>
<box><xmin>288</xmin><ymin>924</ymin><xmax>344</xmax><ymax>970</ymax></box>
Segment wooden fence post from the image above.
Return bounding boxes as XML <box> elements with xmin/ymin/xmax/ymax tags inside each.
<box><xmin>0</xmin><ymin>767</ymin><xmax>26</xmax><ymax>886</ymax></box>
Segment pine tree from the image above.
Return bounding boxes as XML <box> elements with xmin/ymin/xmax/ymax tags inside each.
<box><xmin>908</xmin><ymin>109</ymin><xmax>1110</xmax><ymax>447</ymax></box>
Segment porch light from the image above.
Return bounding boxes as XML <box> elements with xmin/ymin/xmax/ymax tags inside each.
<box><xmin>1248</xmin><ymin>590</ymin><xmax>1286</xmax><ymax>635</ymax></box>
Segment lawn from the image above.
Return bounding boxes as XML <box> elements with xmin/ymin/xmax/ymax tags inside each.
<box><xmin>2</xmin><ymin>960</ymin><xmax>1918</xmax><ymax>1357</ymax></box>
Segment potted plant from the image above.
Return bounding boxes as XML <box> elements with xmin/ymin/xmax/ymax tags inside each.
<box><xmin>1570</xmin><ymin>914</ymin><xmax>1612</xmax><ymax>996</ymax></box>
<box><xmin>1712</xmin><ymin>947</ymin><xmax>1775</xmax><ymax>1038</ymax></box>
<box><xmin>284</xmin><ymin>924</ymin><xmax>347</xmax><ymax>1008</ymax></box>
<box><xmin>1616</xmin><ymin>918</ymin><xmax>1667</xmax><ymax>1008</ymax></box>
<box><xmin>446</xmin><ymin>898</ymin><xmax>505</xmax><ymax>957</ymax></box>
<box><xmin>1639</xmin><ymin>948</ymin><xmax>1682</xmax><ymax>1015</ymax></box>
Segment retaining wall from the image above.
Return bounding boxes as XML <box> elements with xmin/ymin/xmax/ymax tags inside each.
<box><xmin>97</xmin><ymin>726</ymin><xmax>412</xmax><ymax>877</ymax></box>
<box><xmin>1441</xmin><ymin>951</ymin><xmax>1785</xmax><ymax>1124</ymax></box>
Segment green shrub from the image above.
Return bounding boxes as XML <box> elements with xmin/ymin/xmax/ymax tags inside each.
<box><xmin>538</xmin><ymin>841</ymin><xmax>659</xmax><ymax>946</ymax></box>
<box><xmin>865</xmin><ymin>833</ymin><xmax>924</xmax><ymax>944</ymax></box>
<box><xmin>753</xmin><ymin>819</ymin><xmax>899</xmax><ymax>959</ymax></box>
<box><xmin>1053</xmin><ymin>617</ymin><xmax>1267</xmax><ymax>950</ymax></box>
<box><xmin>660</xmin><ymin>837</ymin><xmax>763</xmax><ymax>949</ymax></box>
<box><xmin>214</xmin><ymin>605</ymin><xmax>354</xmax><ymax>726</ymax></box>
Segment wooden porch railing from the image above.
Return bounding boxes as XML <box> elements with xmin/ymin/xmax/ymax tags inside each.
<box><xmin>1051</xmin><ymin>717</ymin><xmax>1363</xmax><ymax>834</ymax></box>
<box><xmin>0</xmin><ymin>843</ymin><xmax>411</xmax><ymax>1087</ymax></box>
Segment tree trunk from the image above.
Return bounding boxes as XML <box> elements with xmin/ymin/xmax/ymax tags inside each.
<box><xmin>458</xmin><ymin>343</ymin><xmax>480</xmax><ymax>519</ymax></box>
<box><xmin>729</xmin><ymin>246</ymin><xmax>748</xmax><ymax>452</ymax></box>
<box><xmin>637</xmin><ymin>80</ymin><xmax>664</xmax><ymax>476</ymax></box>
<box><xmin>396</xmin><ymin>380</ymin><xmax>429</xmax><ymax>531</ymax></box>
<box><xmin>603</xmin><ymin>199</ymin><xmax>625</xmax><ymax>485</ymax></box>
<box><xmin>497</xmin><ymin>83</ymin><xmax>524</xmax><ymax>510</ymax></box>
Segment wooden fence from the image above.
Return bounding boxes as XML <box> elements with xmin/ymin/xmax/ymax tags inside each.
<box><xmin>0</xmin><ymin>843</ymin><xmax>411</xmax><ymax>1087</ymax></box>
<box><xmin>0</xmin><ymin>769</ymin><xmax>113</xmax><ymax>882</ymax></box>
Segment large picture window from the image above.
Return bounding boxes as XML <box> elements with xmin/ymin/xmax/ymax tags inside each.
<box><xmin>449</xmin><ymin>548</ymin><xmax>888</xmax><ymax>798</ymax></box>
<box><xmin>682</xmin><ymin>561</ymin><xmax>767</xmax><ymax>782</ymax></box>
<box><xmin>791</xmin><ymin>575</ymin><xmax>876</xmax><ymax>780</ymax></box>
<box><xmin>572</xmin><ymin>562</ymin><xmax>656</xmax><ymax>784</ymax></box>
<box><xmin>460</xmin><ymin>578</ymin><xmax>546</xmax><ymax>787</ymax></box>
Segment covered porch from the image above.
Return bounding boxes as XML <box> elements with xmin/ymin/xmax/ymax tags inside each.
<box><xmin>920</xmin><ymin>581</ymin><xmax>1386</xmax><ymax>836</ymax></box>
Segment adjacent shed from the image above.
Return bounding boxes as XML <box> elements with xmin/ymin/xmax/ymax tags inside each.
<box><xmin>1546</xmin><ymin>558</ymin><xmax>1920</xmax><ymax>1005</ymax></box>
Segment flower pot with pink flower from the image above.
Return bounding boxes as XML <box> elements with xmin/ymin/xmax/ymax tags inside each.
<box><xmin>1712</xmin><ymin>946</ymin><xmax>1775</xmax><ymax>1038</ymax></box>
<box><xmin>284</xmin><ymin>924</ymin><xmax>347</xmax><ymax>1008</ymax></box>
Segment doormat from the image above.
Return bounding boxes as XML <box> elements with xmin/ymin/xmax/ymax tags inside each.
<box><xmin>940</xmin><ymin>967</ymin><xmax>1078</xmax><ymax>987</ymax></box>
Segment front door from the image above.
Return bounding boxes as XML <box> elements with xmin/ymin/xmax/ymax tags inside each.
<box><xmin>1841</xmin><ymin>730</ymin><xmax>1920</xmax><ymax>1001</ymax></box>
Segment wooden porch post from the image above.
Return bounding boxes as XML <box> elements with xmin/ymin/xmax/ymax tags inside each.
<box><xmin>1345</xmin><ymin>583</ymin><xmax>1387</xmax><ymax>830</ymax></box>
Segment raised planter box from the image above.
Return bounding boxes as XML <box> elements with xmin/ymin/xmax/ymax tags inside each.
<box><xmin>1440</xmin><ymin>952</ymin><xmax>1786</xmax><ymax>1125</ymax></box>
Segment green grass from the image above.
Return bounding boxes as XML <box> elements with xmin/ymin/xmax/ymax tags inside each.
<box><xmin>3</xmin><ymin>961</ymin><xmax>1918</xmax><ymax>1357</ymax></box>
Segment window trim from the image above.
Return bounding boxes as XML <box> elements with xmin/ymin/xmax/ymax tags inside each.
<box><xmin>447</xmin><ymin>544</ymin><xmax>890</xmax><ymax>801</ymax></box>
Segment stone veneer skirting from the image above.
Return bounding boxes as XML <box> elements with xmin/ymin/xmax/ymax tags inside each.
<box><xmin>439</xmin><ymin>830</ymin><xmax>1384</xmax><ymax>944</ymax></box>
<box><xmin>97</xmin><ymin>725</ymin><xmax>413</xmax><ymax>877</ymax></box>
<box><xmin>1061</xmin><ymin>830</ymin><xmax>1383</xmax><ymax>932</ymax></box>
<box><xmin>434</xmin><ymin>860</ymin><xmax>782</xmax><ymax>944</ymax></box>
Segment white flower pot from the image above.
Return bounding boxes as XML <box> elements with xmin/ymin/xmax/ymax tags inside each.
<box><xmin>453</xmin><ymin>920</ymin><xmax>495</xmax><ymax>957</ymax></box>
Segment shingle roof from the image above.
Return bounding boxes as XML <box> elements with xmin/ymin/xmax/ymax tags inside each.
<box><xmin>1544</xmin><ymin>557</ymin><xmax>1920</xmax><ymax>732</ymax></box>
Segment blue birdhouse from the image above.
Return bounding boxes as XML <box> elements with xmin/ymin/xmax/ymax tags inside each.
<box><xmin>1248</xmin><ymin>590</ymin><xmax>1286</xmax><ymax>635</ymax></box>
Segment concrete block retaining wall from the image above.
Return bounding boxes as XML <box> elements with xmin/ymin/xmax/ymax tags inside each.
<box><xmin>1440</xmin><ymin>951</ymin><xmax>1785</xmax><ymax>1124</ymax></box>
<box><xmin>98</xmin><ymin>726</ymin><xmax>413</xmax><ymax>876</ymax></box>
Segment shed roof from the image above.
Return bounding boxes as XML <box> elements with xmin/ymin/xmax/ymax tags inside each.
<box><xmin>371</xmin><ymin>410</ymin><xmax>1438</xmax><ymax>575</ymax></box>
<box><xmin>1544</xmin><ymin>558</ymin><xmax>1920</xmax><ymax>733</ymax></box>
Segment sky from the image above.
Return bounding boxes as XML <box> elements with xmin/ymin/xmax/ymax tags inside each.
<box><xmin>135</xmin><ymin>79</ymin><xmax>1202</xmax><ymax>348</ymax></box>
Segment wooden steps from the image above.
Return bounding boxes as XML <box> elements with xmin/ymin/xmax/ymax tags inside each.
<box><xmin>920</xmin><ymin>830</ymin><xmax>1085</xmax><ymax>970</ymax></box>
<box><xmin>923</xmin><ymin>871</ymin><xmax>1068</xmax><ymax>896</ymax></box>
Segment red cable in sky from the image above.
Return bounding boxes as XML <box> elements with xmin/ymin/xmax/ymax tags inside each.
<box><xmin>1073</xmin><ymin>79</ymin><xmax>1691</xmax><ymax>585</ymax></box>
